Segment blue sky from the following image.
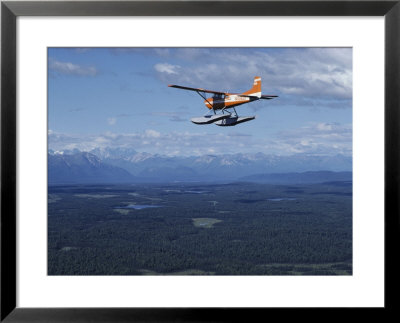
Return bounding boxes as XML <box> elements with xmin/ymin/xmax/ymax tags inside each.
<box><xmin>48</xmin><ymin>47</ymin><xmax>352</xmax><ymax>157</ymax></box>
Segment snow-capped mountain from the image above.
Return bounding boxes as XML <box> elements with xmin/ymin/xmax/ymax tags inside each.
<box><xmin>48</xmin><ymin>151</ymin><xmax>136</xmax><ymax>184</ymax></box>
<box><xmin>48</xmin><ymin>147</ymin><xmax>352</xmax><ymax>184</ymax></box>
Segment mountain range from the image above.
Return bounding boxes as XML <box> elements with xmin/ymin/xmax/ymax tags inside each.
<box><xmin>48</xmin><ymin>151</ymin><xmax>136</xmax><ymax>184</ymax></box>
<box><xmin>48</xmin><ymin>148</ymin><xmax>352</xmax><ymax>184</ymax></box>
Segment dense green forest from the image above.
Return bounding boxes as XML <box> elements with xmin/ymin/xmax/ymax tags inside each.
<box><xmin>48</xmin><ymin>181</ymin><xmax>352</xmax><ymax>275</ymax></box>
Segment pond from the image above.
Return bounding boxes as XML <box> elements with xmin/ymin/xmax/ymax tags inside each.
<box><xmin>184</xmin><ymin>190</ymin><xmax>210</xmax><ymax>194</ymax></box>
<box><xmin>115</xmin><ymin>204</ymin><xmax>162</xmax><ymax>210</ymax></box>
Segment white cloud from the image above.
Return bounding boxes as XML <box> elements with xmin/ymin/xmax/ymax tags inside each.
<box><xmin>48</xmin><ymin>121</ymin><xmax>351</xmax><ymax>157</ymax></box>
<box><xmin>49</xmin><ymin>58</ymin><xmax>98</xmax><ymax>76</ymax></box>
<box><xmin>144</xmin><ymin>129</ymin><xmax>161</xmax><ymax>138</ymax></box>
<box><xmin>107</xmin><ymin>118</ymin><xmax>117</xmax><ymax>126</ymax></box>
<box><xmin>154</xmin><ymin>63</ymin><xmax>180</xmax><ymax>75</ymax></box>
<box><xmin>153</xmin><ymin>48</ymin><xmax>171</xmax><ymax>57</ymax></box>
<box><xmin>316</xmin><ymin>123</ymin><xmax>333</xmax><ymax>131</ymax></box>
<box><xmin>154</xmin><ymin>48</ymin><xmax>352</xmax><ymax>105</ymax></box>
<box><xmin>273</xmin><ymin>122</ymin><xmax>352</xmax><ymax>155</ymax></box>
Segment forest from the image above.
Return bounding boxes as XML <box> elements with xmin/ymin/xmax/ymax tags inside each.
<box><xmin>48</xmin><ymin>181</ymin><xmax>352</xmax><ymax>275</ymax></box>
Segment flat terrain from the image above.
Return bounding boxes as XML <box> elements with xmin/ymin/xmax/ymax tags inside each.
<box><xmin>48</xmin><ymin>181</ymin><xmax>352</xmax><ymax>275</ymax></box>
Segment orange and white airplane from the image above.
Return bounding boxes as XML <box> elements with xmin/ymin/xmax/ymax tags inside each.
<box><xmin>168</xmin><ymin>76</ymin><xmax>278</xmax><ymax>126</ymax></box>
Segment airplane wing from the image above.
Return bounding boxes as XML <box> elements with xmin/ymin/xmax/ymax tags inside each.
<box><xmin>168</xmin><ymin>84</ymin><xmax>227</xmax><ymax>96</ymax></box>
<box><xmin>169</xmin><ymin>84</ymin><xmax>278</xmax><ymax>99</ymax></box>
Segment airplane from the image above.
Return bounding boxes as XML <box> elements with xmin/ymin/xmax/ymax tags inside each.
<box><xmin>168</xmin><ymin>76</ymin><xmax>278</xmax><ymax>126</ymax></box>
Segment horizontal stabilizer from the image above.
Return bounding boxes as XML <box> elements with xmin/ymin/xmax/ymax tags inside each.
<box><xmin>215</xmin><ymin>116</ymin><xmax>256</xmax><ymax>127</ymax></box>
<box><xmin>260</xmin><ymin>95</ymin><xmax>278</xmax><ymax>100</ymax></box>
<box><xmin>237</xmin><ymin>94</ymin><xmax>260</xmax><ymax>99</ymax></box>
<box><xmin>191</xmin><ymin>113</ymin><xmax>231</xmax><ymax>125</ymax></box>
<box><xmin>238</xmin><ymin>94</ymin><xmax>277</xmax><ymax>99</ymax></box>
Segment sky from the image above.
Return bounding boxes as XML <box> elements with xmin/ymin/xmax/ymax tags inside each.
<box><xmin>48</xmin><ymin>47</ymin><xmax>352</xmax><ymax>157</ymax></box>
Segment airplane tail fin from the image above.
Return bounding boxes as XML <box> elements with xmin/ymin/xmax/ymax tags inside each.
<box><xmin>243</xmin><ymin>76</ymin><xmax>261</xmax><ymax>98</ymax></box>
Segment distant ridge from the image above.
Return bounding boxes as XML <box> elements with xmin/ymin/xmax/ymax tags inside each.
<box><xmin>48</xmin><ymin>149</ymin><xmax>352</xmax><ymax>184</ymax></box>
<box><xmin>48</xmin><ymin>152</ymin><xmax>136</xmax><ymax>184</ymax></box>
<box><xmin>238</xmin><ymin>171</ymin><xmax>352</xmax><ymax>184</ymax></box>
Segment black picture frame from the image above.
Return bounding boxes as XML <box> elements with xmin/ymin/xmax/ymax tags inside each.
<box><xmin>1</xmin><ymin>1</ymin><xmax>399</xmax><ymax>321</ymax></box>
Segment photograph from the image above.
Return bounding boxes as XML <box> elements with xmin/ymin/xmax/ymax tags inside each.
<box><xmin>47</xmin><ymin>47</ymin><xmax>353</xmax><ymax>276</ymax></box>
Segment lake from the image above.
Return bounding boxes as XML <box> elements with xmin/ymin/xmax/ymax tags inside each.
<box><xmin>115</xmin><ymin>204</ymin><xmax>162</xmax><ymax>210</ymax></box>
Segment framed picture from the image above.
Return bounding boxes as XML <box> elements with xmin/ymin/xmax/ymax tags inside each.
<box><xmin>1</xmin><ymin>0</ymin><xmax>399</xmax><ymax>321</ymax></box>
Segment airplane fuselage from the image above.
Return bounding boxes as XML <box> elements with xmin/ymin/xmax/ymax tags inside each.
<box><xmin>204</xmin><ymin>95</ymin><xmax>258</xmax><ymax>110</ymax></box>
